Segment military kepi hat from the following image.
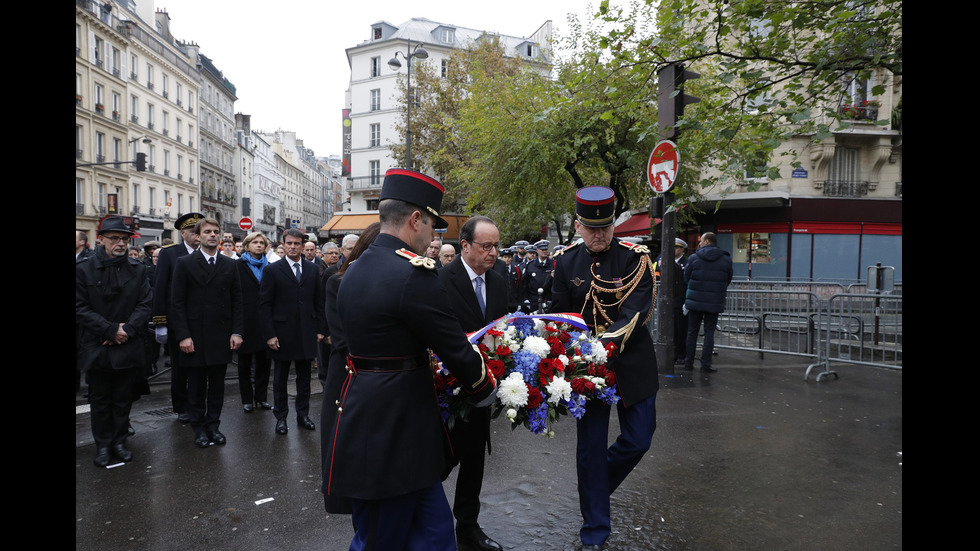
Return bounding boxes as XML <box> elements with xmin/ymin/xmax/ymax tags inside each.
<box><xmin>380</xmin><ymin>168</ymin><xmax>448</xmax><ymax>229</ymax></box>
<box><xmin>175</xmin><ymin>212</ymin><xmax>204</xmax><ymax>231</ymax></box>
<box><xmin>575</xmin><ymin>186</ymin><xmax>616</xmax><ymax>228</ymax></box>
<box><xmin>98</xmin><ymin>215</ymin><xmax>136</xmax><ymax>235</ymax></box>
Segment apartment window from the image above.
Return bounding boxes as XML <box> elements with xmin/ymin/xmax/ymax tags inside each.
<box><xmin>76</xmin><ymin>178</ymin><xmax>84</xmax><ymax>212</ymax></box>
<box><xmin>130</xmin><ymin>94</ymin><xmax>139</xmax><ymax>122</ymax></box>
<box><xmin>96</xmin><ymin>132</ymin><xmax>106</xmax><ymax>162</ymax></box>
<box><xmin>95</xmin><ymin>84</ymin><xmax>105</xmax><ymax>112</ymax></box>
<box><xmin>442</xmin><ymin>59</ymin><xmax>449</xmax><ymax>78</ymax></box>
<box><xmin>110</xmin><ymin>47</ymin><xmax>120</xmax><ymax>77</ymax></box>
<box><xmin>93</xmin><ymin>36</ymin><xmax>104</xmax><ymax>68</ymax></box>
<box><xmin>147</xmin><ymin>104</ymin><xmax>155</xmax><ymax>130</ymax></box>
<box><xmin>373</xmin><ymin>27</ymin><xmax>383</xmax><ymax>40</ymax></box>
<box><xmin>113</xmin><ymin>138</ymin><xmax>122</xmax><ymax>165</ymax></box>
<box><xmin>76</xmin><ymin>125</ymin><xmax>83</xmax><ymax>157</ymax></box>
<box><xmin>370</xmin><ymin>89</ymin><xmax>381</xmax><ymax>111</ymax></box>
<box><xmin>164</xmin><ymin>150</ymin><xmax>170</xmax><ymax>176</ymax></box>
<box><xmin>370</xmin><ymin>124</ymin><xmax>381</xmax><ymax>147</ymax></box>
<box><xmin>371</xmin><ymin>57</ymin><xmax>381</xmax><ymax>78</ymax></box>
<box><xmin>441</xmin><ymin>29</ymin><xmax>455</xmax><ymax>43</ymax></box>
<box><xmin>176</xmin><ymin>83</ymin><xmax>183</xmax><ymax>106</ymax></box>
<box><xmin>111</xmin><ymin>93</ymin><xmax>121</xmax><ymax>119</ymax></box>
<box><xmin>177</xmin><ymin>154</ymin><xmax>184</xmax><ymax>179</ymax></box>
<box><xmin>149</xmin><ymin>187</ymin><xmax>156</xmax><ymax>211</ymax></box>
<box><xmin>162</xmin><ymin>74</ymin><xmax>169</xmax><ymax>98</ymax></box>
<box><xmin>130</xmin><ymin>53</ymin><xmax>138</xmax><ymax>79</ymax></box>
<box><xmin>146</xmin><ymin>63</ymin><xmax>154</xmax><ymax>89</ymax></box>
<box><xmin>369</xmin><ymin>160</ymin><xmax>381</xmax><ymax>186</ymax></box>
<box><xmin>163</xmin><ymin>111</ymin><xmax>169</xmax><ymax>136</ymax></box>
<box><xmin>132</xmin><ymin>183</ymin><xmax>140</xmax><ymax>212</ymax></box>
<box><xmin>98</xmin><ymin>183</ymin><xmax>106</xmax><ymax>212</ymax></box>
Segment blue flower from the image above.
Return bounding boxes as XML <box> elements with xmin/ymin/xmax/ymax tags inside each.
<box><xmin>527</xmin><ymin>403</ymin><xmax>549</xmax><ymax>434</ymax></box>
<box><xmin>511</xmin><ymin>349</ymin><xmax>540</xmax><ymax>384</ymax></box>
<box><xmin>599</xmin><ymin>385</ymin><xmax>620</xmax><ymax>405</ymax></box>
<box><xmin>567</xmin><ymin>394</ymin><xmax>587</xmax><ymax>419</ymax></box>
<box><xmin>512</xmin><ymin>317</ymin><xmax>537</xmax><ymax>339</ymax></box>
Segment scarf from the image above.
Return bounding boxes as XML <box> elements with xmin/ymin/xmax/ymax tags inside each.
<box><xmin>95</xmin><ymin>245</ymin><xmax>130</xmax><ymax>298</ymax></box>
<box><xmin>242</xmin><ymin>251</ymin><xmax>268</xmax><ymax>282</ymax></box>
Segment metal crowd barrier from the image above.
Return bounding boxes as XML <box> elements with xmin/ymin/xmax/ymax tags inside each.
<box><xmin>651</xmin><ymin>281</ymin><xmax>903</xmax><ymax>382</ymax></box>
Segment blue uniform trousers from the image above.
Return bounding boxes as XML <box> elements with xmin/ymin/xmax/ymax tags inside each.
<box><xmin>576</xmin><ymin>393</ymin><xmax>657</xmax><ymax>546</ymax></box>
<box><xmin>348</xmin><ymin>480</ymin><xmax>456</xmax><ymax>551</ymax></box>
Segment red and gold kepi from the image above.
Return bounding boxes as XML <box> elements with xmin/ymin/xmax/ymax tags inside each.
<box><xmin>380</xmin><ymin>168</ymin><xmax>448</xmax><ymax>229</ymax></box>
<box><xmin>575</xmin><ymin>186</ymin><xmax>616</xmax><ymax>228</ymax></box>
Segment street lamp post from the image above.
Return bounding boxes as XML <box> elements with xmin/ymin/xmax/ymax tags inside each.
<box><xmin>388</xmin><ymin>39</ymin><xmax>428</xmax><ymax>169</ymax></box>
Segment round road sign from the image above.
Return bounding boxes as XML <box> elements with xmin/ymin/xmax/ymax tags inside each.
<box><xmin>239</xmin><ymin>217</ymin><xmax>253</xmax><ymax>231</ymax></box>
<box><xmin>647</xmin><ymin>140</ymin><xmax>680</xmax><ymax>193</ymax></box>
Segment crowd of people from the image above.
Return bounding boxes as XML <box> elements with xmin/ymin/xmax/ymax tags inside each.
<box><xmin>76</xmin><ymin>167</ymin><xmax>732</xmax><ymax>551</ymax></box>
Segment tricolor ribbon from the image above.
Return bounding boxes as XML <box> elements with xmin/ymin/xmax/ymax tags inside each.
<box><xmin>466</xmin><ymin>313</ymin><xmax>588</xmax><ymax>344</ymax></box>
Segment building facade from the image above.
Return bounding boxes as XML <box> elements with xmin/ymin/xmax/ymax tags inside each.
<box><xmin>342</xmin><ymin>17</ymin><xmax>553</xmax><ymax>217</ymax></box>
<box><xmin>195</xmin><ymin>52</ymin><xmax>239</xmax><ymax>237</ymax></box>
<box><xmin>76</xmin><ymin>0</ymin><xmax>202</xmax><ymax>246</ymax></box>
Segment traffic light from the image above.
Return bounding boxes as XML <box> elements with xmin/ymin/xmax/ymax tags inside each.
<box><xmin>135</xmin><ymin>152</ymin><xmax>147</xmax><ymax>172</ymax></box>
<box><xmin>657</xmin><ymin>63</ymin><xmax>700</xmax><ymax>140</ymax></box>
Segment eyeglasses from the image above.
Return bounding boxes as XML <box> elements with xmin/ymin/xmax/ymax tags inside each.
<box><xmin>101</xmin><ymin>235</ymin><xmax>130</xmax><ymax>243</ymax></box>
<box><xmin>469</xmin><ymin>240</ymin><xmax>500</xmax><ymax>252</ymax></box>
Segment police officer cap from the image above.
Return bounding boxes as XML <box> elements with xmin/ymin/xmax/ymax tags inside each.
<box><xmin>514</xmin><ymin>240</ymin><xmax>530</xmax><ymax>248</ymax></box>
<box><xmin>575</xmin><ymin>186</ymin><xmax>616</xmax><ymax>228</ymax></box>
<box><xmin>500</xmin><ymin>247</ymin><xmax>515</xmax><ymax>256</ymax></box>
<box><xmin>175</xmin><ymin>212</ymin><xmax>204</xmax><ymax>231</ymax></box>
<box><xmin>535</xmin><ymin>240</ymin><xmax>550</xmax><ymax>250</ymax></box>
<box><xmin>523</xmin><ymin>243</ymin><xmax>536</xmax><ymax>252</ymax></box>
<box><xmin>98</xmin><ymin>215</ymin><xmax>136</xmax><ymax>235</ymax></box>
<box><xmin>554</xmin><ymin>245</ymin><xmax>566</xmax><ymax>252</ymax></box>
<box><xmin>674</xmin><ymin>238</ymin><xmax>687</xmax><ymax>248</ymax></box>
<box><xmin>379</xmin><ymin>168</ymin><xmax>448</xmax><ymax>229</ymax></box>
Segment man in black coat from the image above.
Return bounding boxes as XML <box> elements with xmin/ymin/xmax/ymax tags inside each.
<box><xmin>169</xmin><ymin>218</ymin><xmax>243</xmax><ymax>448</ymax></box>
<box><xmin>550</xmin><ymin>186</ymin><xmax>658</xmax><ymax>551</ymax></box>
<box><xmin>151</xmin><ymin>212</ymin><xmax>203</xmax><ymax>423</ymax></box>
<box><xmin>259</xmin><ymin>228</ymin><xmax>326</xmax><ymax>435</ymax></box>
<box><xmin>683</xmin><ymin>232</ymin><xmax>733</xmax><ymax>373</ymax></box>
<box><xmin>438</xmin><ymin>216</ymin><xmax>508</xmax><ymax>551</ymax></box>
<box><xmin>76</xmin><ymin>216</ymin><xmax>152</xmax><ymax>466</ymax></box>
<box><xmin>327</xmin><ymin>169</ymin><xmax>496</xmax><ymax>551</ymax></box>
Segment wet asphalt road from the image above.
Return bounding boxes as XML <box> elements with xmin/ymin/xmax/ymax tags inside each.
<box><xmin>75</xmin><ymin>351</ymin><xmax>902</xmax><ymax>550</ymax></box>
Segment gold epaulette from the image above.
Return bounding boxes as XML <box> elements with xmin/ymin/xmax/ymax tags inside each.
<box><xmin>152</xmin><ymin>315</ymin><xmax>167</xmax><ymax>325</ymax></box>
<box><xmin>395</xmin><ymin>248</ymin><xmax>436</xmax><ymax>269</ymax></box>
<box><xmin>618</xmin><ymin>240</ymin><xmax>650</xmax><ymax>254</ymax></box>
<box><xmin>553</xmin><ymin>241</ymin><xmax>580</xmax><ymax>257</ymax></box>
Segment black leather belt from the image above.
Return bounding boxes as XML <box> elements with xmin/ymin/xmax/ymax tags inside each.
<box><xmin>348</xmin><ymin>354</ymin><xmax>428</xmax><ymax>372</ymax></box>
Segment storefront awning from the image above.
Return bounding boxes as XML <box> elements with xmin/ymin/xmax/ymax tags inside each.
<box><xmin>320</xmin><ymin>213</ymin><xmax>470</xmax><ymax>240</ymax></box>
<box><xmin>614</xmin><ymin>212</ymin><xmax>660</xmax><ymax>237</ymax></box>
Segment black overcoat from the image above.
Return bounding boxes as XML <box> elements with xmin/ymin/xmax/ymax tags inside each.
<box><xmin>169</xmin><ymin>251</ymin><xmax>244</xmax><ymax>367</ymax></box>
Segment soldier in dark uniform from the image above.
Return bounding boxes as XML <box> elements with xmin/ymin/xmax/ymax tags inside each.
<box><xmin>325</xmin><ymin>168</ymin><xmax>497</xmax><ymax>551</ymax></box>
<box><xmin>520</xmin><ymin>239</ymin><xmax>555</xmax><ymax>313</ymax></box>
<box><xmin>550</xmin><ymin>186</ymin><xmax>659</xmax><ymax>551</ymax></box>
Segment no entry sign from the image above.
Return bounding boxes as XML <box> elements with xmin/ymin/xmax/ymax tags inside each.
<box><xmin>647</xmin><ymin>140</ymin><xmax>679</xmax><ymax>193</ymax></box>
<box><xmin>239</xmin><ymin>217</ymin><xmax>253</xmax><ymax>231</ymax></box>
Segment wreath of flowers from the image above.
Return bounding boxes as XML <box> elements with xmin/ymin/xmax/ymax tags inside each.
<box><xmin>433</xmin><ymin>313</ymin><xmax>619</xmax><ymax>437</ymax></box>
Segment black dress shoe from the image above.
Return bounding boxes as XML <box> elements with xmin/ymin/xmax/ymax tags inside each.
<box><xmin>258</xmin><ymin>401</ymin><xmax>273</xmax><ymax>410</ymax></box>
<box><xmin>243</xmin><ymin>403</ymin><xmax>255</xmax><ymax>413</ymax></box>
<box><xmin>194</xmin><ymin>434</ymin><xmax>212</xmax><ymax>448</ymax></box>
<box><xmin>457</xmin><ymin>527</ymin><xmax>502</xmax><ymax>551</ymax></box>
<box><xmin>112</xmin><ymin>443</ymin><xmax>133</xmax><ymax>462</ymax></box>
<box><xmin>275</xmin><ymin>419</ymin><xmax>288</xmax><ymax>435</ymax></box>
<box><xmin>298</xmin><ymin>416</ymin><xmax>316</xmax><ymax>430</ymax></box>
<box><xmin>701</xmin><ymin>366</ymin><xmax>717</xmax><ymax>373</ymax></box>
<box><xmin>207</xmin><ymin>430</ymin><xmax>227</xmax><ymax>445</ymax></box>
<box><xmin>177</xmin><ymin>412</ymin><xmax>192</xmax><ymax>424</ymax></box>
<box><xmin>94</xmin><ymin>447</ymin><xmax>111</xmax><ymax>467</ymax></box>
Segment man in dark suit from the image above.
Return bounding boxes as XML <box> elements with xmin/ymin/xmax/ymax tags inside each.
<box><xmin>520</xmin><ymin>239</ymin><xmax>555</xmax><ymax>313</ymax></box>
<box><xmin>259</xmin><ymin>228</ymin><xmax>326</xmax><ymax>435</ymax></box>
<box><xmin>151</xmin><ymin>212</ymin><xmax>203</xmax><ymax>423</ymax></box>
<box><xmin>169</xmin><ymin>217</ymin><xmax>243</xmax><ymax>448</ymax></box>
<box><xmin>437</xmin><ymin>215</ymin><xmax>508</xmax><ymax>551</ymax></box>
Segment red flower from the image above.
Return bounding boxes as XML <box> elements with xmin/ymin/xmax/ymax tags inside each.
<box><xmin>487</xmin><ymin>359</ymin><xmax>506</xmax><ymax>380</ymax></box>
<box><xmin>605</xmin><ymin>371</ymin><xmax>616</xmax><ymax>386</ymax></box>
<box><xmin>495</xmin><ymin>345</ymin><xmax>512</xmax><ymax>357</ymax></box>
<box><xmin>571</xmin><ymin>377</ymin><xmax>595</xmax><ymax>395</ymax></box>
<box><xmin>548</xmin><ymin>336</ymin><xmax>565</xmax><ymax>356</ymax></box>
<box><xmin>526</xmin><ymin>386</ymin><xmax>543</xmax><ymax>409</ymax></box>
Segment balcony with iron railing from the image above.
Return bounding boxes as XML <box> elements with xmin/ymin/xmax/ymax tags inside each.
<box><xmin>822</xmin><ymin>180</ymin><xmax>869</xmax><ymax>197</ymax></box>
<box><xmin>838</xmin><ymin>101</ymin><xmax>880</xmax><ymax>122</ymax></box>
<box><xmin>348</xmin><ymin>176</ymin><xmax>383</xmax><ymax>191</ymax></box>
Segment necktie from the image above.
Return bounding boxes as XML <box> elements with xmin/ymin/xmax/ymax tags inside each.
<box><xmin>475</xmin><ymin>276</ymin><xmax>486</xmax><ymax>317</ymax></box>
<box><xmin>294</xmin><ymin>262</ymin><xmax>302</xmax><ymax>282</ymax></box>
<box><xmin>208</xmin><ymin>256</ymin><xmax>215</xmax><ymax>270</ymax></box>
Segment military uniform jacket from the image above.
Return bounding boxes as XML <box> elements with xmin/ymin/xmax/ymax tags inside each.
<box><xmin>550</xmin><ymin>238</ymin><xmax>658</xmax><ymax>407</ymax></box>
<box><xmin>151</xmin><ymin>242</ymin><xmax>191</xmax><ymax>327</ymax></box>
<box><xmin>521</xmin><ymin>257</ymin><xmax>556</xmax><ymax>310</ymax></box>
<box><xmin>326</xmin><ymin>233</ymin><xmax>495</xmax><ymax>501</ymax></box>
<box><xmin>76</xmin><ymin>250</ymin><xmax>152</xmax><ymax>372</ymax></box>
<box><xmin>169</xmin><ymin>251</ymin><xmax>244</xmax><ymax>368</ymax></box>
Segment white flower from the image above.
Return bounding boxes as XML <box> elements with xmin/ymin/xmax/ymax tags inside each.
<box><xmin>481</xmin><ymin>332</ymin><xmax>496</xmax><ymax>350</ymax></box>
<box><xmin>545</xmin><ymin>377</ymin><xmax>572</xmax><ymax>404</ymax></box>
<box><xmin>557</xmin><ymin>354</ymin><xmax>569</xmax><ymax>368</ymax></box>
<box><xmin>522</xmin><ymin>335</ymin><xmax>551</xmax><ymax>358</ymax></box>
<box><xmin>533</xmin><ymin>318</ymin><xmax>547</xmax><ymax>336</ymax></box>
<box><xmin>506</xmin><ymin>408</ymin><xmax>518</xmax><ymax>421</ymax></box>
<box><xmin>498</xmin><ymin>372</ymin><xmax>529</xmax><ymax>408</ymax></box>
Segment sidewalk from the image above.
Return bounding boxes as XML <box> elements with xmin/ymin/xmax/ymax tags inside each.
<box><xmin>76</xmin><ymin>351</ymin><xmax>902</xmax><ymax>550</ymax></box>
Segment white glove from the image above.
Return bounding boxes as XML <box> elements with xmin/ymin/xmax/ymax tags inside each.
<box><xmin>155</xmin><ymin>326</ymin><xmax>168</xmax><ymax>344</ymax></box>
<box><xmin>682</xmin><ymin>305</ymin><xmax>689</xmax><ymax>316</ymax></box>
<box><xmin>472</xmin><ymin>387</ymin><xmax>498</xmax><ymax>408</ymax></box>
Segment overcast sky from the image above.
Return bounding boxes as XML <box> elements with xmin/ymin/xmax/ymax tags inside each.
<box><xmin>156</xmin><ymin>0</ymin><xmax>603</xmax><ymax>157</ymax></box>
